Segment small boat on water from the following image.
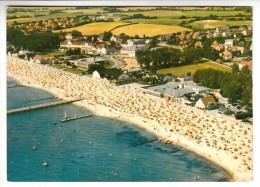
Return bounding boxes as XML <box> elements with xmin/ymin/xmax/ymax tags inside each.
<box><xmin>43</xmin><ymin>161</ymin><xmax>48</xmax><ymax>167</ymax></box>
<box><xmin>32</xmin><ymin>145</ymin><xmax>37</xmax><ymax>150</ymax></box>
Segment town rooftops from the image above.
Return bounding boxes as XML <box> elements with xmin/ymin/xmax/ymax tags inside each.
<box><xmin>217</xmin><ymin>26</ymin><xmax>231</xmax><ymax>32</ymax></box>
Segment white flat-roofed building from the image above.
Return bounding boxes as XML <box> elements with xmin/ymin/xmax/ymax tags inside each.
<box><xmin>70</xmin><ymin>57</ymin><xmax>105</xmax><ymax>69</ymax></box>
<box><xmin>144</xmin><ymin>81</ymin><xmax>210</xmax><ymax>98</ymax></box>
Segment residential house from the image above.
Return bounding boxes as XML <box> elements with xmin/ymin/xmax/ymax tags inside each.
<box><xmin>192</xmin><ymin>32</ymin><xmax>200</xmax><ymax>39</ymax></box>
<box><xmin>214</xmin><ymin>26</ymin><xmax>231</xmax><ymax>37</ymax></box>
<box><xmin>239</xmin><ymin>26</ymin><xmax>252</xmax><ymax>36</ymax></box>
<box><xmin>34</xmin><ymin>55</ymin><xmax>55</xmax><ymax>64</ymax></box>
<box><xmin>231</xmin><ymin>46</ymin><xmax>244</xmax><ymax>54</ymax></box>
<box><xmin>65</xmin><ymin>33</ymin><xmax>74</xmax><ymax>40</ymax></box>
<box><xmin>195</xmin><ymin>96</ymin><xmax>217</xmax><ymax>109</ymax></box>
<box><xmin>179</xmin><ymin>40</ymin><xmax>188</xmax><ymax>48</ymax></box>
<box><xmin>120</xmin><ymin>47</ymin><xmax>136</xmax><ymax>57</ymax></box>
<box><xmin>224</xmin><ymin>39</ymin><xmax>234</xmax><ymax>50</ymax></box>
<box><xmin>206</xmin><ymin>31</ymin><xmax>213</xmax><ymax>39</ymax></box>
<box><xmin>239</xmin><ymin>61</ymin><xmax>252</xmax><ymax>70</ymax></box>
<box><xmin>60</xmin><ymin>39</ymin><xmax>86</xmax><ymax>49</ymax></box>
<box><xmin>195</xmin><ymin>41</ymin><xmax>203</xmax><ymax>48</ymax></box>
<box><xmin>120</xmin><ymin>39</ymin><xmax>148</xmax><ymax>57</ymax></box>
<box><xmin>81</xmin><ymin>43</ymin><xmax>97</xmax><ymax>54</ymax></box>
<box><xmin>179</xmin><ymin>33</ymin><xmax>186</xmax><ymax>40</ymax></box>
<box><xmin>212</xmin><ymin>41</ymin><xmax>224</xmax><ymax>51</ymax></box>
<box><xmin>185</xmin><ymin>33</ymin><xmax>192</xmax><ymax>40</ymax></box>
<box><xmin>221</xmin><ymin>50</ymin><xmax>233</xmax><ymax>60</ymax></box>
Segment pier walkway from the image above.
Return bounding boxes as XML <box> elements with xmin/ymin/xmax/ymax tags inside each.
<box><xmin>7</xmin><ymin>99</ymin><xmax>83</xmax><ymax>115</ymax></box>
<box><xmin>60</xmin><ymin>114</ymin><xmax>94</xmax><ymax>122</ymax></box>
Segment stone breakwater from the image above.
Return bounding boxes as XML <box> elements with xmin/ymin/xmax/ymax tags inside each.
<box><xmin>7</xmin><ymin>56</ymin><xmax>253</xmax><ymax>181</ymax></box>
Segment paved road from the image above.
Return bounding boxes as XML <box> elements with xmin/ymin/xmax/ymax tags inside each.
<box><xmin>104</xmin><ymin>55</ymin><xmax>125</xmax><ymax>69</ymax></box>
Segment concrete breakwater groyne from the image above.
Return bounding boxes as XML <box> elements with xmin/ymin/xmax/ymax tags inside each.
<box><xmin>7</xmin><ymin>99</ymin><xmax>83</xmax><ymax>115</ymax></box>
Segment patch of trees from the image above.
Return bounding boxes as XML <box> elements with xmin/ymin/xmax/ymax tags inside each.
<box><xmin>136</xmin><ymin>47</ymin><xmax>203</xmax><ymax>73</ymax></box>
<box><xmin>123</xmin><ymin>13</ymin><xmax>158</xmax><ymax>20</ymax></box>
<box><xmin>71</xmin><ymin>30</ymin><xmax>83</xmax><ymax>37</ymax></box>
<box><xmin>103</xmin><ymin>7</ymin><xmax>123</xmax><ymax>12</ymax></box>
<box><xmin>7</xmin><ymin>28</ymin><xmax>61</xmax><ymax>53</ymax></box>
<box><xmin>87</xmin><ymin>63</ymin><xmax>122</xmax><ymax>80</ymax></box>
<box><xmin>193</xmin><ymin>68</ymin><xmax>252</xmax><ymax>107</ymax></box>
<box><xmin>103</xmin><ymin>31</ymin><xmax>113</xmax><ymax>41</ymax></box>
<box><xmin>65</xmin><ymin>48</ymin><xmax>81</xmax><ymax>56</ymax></box>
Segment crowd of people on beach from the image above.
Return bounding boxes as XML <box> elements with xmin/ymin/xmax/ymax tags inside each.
<box><xmin>7</xmin><ymin>56</ymin><xmax>253</xmax><ymax>181</ymax></box>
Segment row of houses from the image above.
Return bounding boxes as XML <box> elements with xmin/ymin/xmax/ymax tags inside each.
<box><xmin>60</xmin><ymin>35</ymin><xmax>151</xmax><ymax>57</ymax></box>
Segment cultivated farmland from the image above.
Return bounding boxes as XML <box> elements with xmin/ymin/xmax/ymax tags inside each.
<box><xmin>112</xmin><ymin>23</ymin><xmax>191</xmax><ymax>37</ymax></box>
<box><xmin>121</xmin><ymin>10</ymin><xmax>249</xmax><ymax>18</ymax></box>
<box><xmin>157</xmin><ymin>60</ymin><xmax>232</xmax><ymax>76</ymax></box>
<box><xmin>186</xmin><ymin>20</ymin><xmax>252</xmax><ymax>30</ymax></box>
<box><xmin>55</xmin><ymin>22</ymin><xmax>128</xmax><ymax>35</ymax></box>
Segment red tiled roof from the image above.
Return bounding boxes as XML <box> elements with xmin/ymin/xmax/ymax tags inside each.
<box><xmin>223</xmin><ymin>50</ymin><xmax>232</xmax><ymax>57</ymax></box>
<box><xmin>240</xmin><ymin>61</ymin><xmax>252</xmax><ymax>68</ymax></box>
<box><xmin>201</xmin><ymin>96</ymin><xmax>217</xmax><ymax>108</ymax></box>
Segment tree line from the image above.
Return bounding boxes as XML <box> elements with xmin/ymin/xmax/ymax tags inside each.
<box><xmin>136</xmin><ymin>47</ymin><xmax>203</xmax><ymax>73</ymax></box>
<box><xmin>193</xmin><ymin>68</ymin><xmax>252</xmax><ymax>108</ymax></box>
<box><xmin>7</xmin><ymin>28</ymin><xmax>61</xmax><ymax>53</ymax></box>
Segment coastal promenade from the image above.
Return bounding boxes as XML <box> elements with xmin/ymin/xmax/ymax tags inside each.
<box><xmin>7</xmin><ymin>56</ymin><xmax>253</xmax><ymax>181</ymax></box>
<box><xmin>7</xmin><ymin>98</ymin><xmax>83</xmax><ymax>115</ymax></box>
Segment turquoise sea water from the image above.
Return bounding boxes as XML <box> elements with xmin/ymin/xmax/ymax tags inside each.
<box><xmin>7</xmin><ymin>77</ymin><xmax>231</xmax><ymax>182</ymax></box>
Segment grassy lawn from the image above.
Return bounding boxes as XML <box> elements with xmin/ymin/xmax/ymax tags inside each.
<box><xmin>105</xmin><ymin>60</ymin><xmax>115</xmax><ymax>69</ymax></box>
<box><xmin>112</xmin><ymin>23</ymin><xmax>191</xmax><ymax>37</ymax></box>
<box><xmin>50</xmin><ymin>64</ymin><xmax>85</xmax><ymax>74</ymax></box>
<box><xmin>65</xmin><ymin>68</ymin><xmax>86</xmax><ymax>74</ymax></box>
<box><xmin>42</xmin><ymin>51</ymin><xmax>66</xmax><ymax>56</ymax></box>
<box><xmin>54</xmin><ymin>22</ymin><xmax>128</xmax><ymax>35</ymax></box>
<box><xmin>186</xmin><ymin>20</ymin><xmax>252</xmax><ymax>30</ymax></box>
<box><xmin>157</xmin><ymin>60</ymin><xmax>231</xmax><ymax>76</ymax></box>
<box><xmin>50</xmin><ymin>64</ymin><xmax>65</xmax><ymax>69</ymax></box>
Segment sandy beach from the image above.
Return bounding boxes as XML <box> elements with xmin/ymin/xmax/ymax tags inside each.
<box><xmin>7</xmin><ymin>56</ymin><xmax>253</xmax><ymax>182</ymax></box>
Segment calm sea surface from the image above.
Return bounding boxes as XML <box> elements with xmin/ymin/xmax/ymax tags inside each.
<box><xmin>7</xmin><ymin>77</ymin><xmax>231</xmax><ymax>182</ymax></box>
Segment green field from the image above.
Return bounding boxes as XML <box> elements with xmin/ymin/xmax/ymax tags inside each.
<box><xmin>157</xmin><ymin>60</ymin><xmax>231</xmax><ymax>76</ymax></box>
<box><xmin>112</xmin><ymin>23</ymin><xmax>191</xmax><ymax>37</ymax></box>
<box><xmin>124</xmin><ymin>18</ymin><xmax>190</xmax><ymax>25</ymax></box>
<box><xmin>186</xmin><ymin>20</ymin><xmax>252</xmax><ymax>30</ymax></box>
<box><xmin>121</xmin><ymin>10</ymin><xmax>249</xmax><ymax>18</ymax></box>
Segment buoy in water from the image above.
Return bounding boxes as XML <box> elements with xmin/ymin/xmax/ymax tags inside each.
<box><xmin>43</xmin><ymin>161</ymin><xmax>48</xmax><ymax>167</ymax></box>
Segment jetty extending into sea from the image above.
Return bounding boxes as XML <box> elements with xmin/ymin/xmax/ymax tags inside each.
<box><xmin>7</xmin><ymin>98</ymin><xmax>83</xmax><ymax>115</ymax></box>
